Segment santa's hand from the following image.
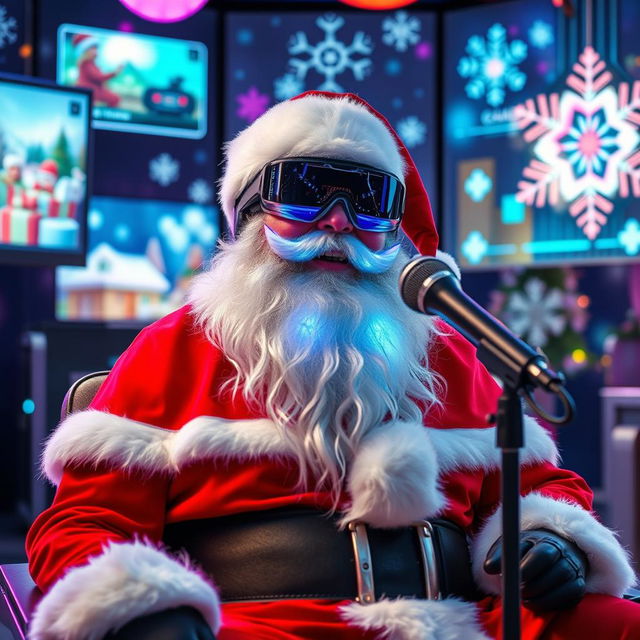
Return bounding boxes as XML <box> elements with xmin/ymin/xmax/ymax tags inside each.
<box><xmin>483</xmin><ymin>529</ymin><xmax>588</xmax><ymax>612</ymax></box>
<box><xmin>104</xmin><ymin>606</ymin><xmax>215</xmax><ymax>640</ymax></box>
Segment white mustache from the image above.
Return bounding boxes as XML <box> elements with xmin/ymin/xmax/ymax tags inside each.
<box><xmin>263</xmin><ymin>226</ymin><xmax>401</xmax><ymax>274</ymax></box>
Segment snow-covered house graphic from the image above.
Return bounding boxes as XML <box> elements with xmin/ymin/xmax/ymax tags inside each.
<box><xmin>57</xmin><ymin>242</ymin><xmax>170</xmax><ymax>320</ymax></box>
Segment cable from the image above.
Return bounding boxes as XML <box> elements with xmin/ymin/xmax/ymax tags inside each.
<box><xmin>523</xmin><ymin>384</ymin><xmax>575</xmax><ymax>425</ymax></box>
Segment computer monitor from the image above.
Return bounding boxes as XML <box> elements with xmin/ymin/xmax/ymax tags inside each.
<box><xmin>55</xmin><ymin>195</ymin><xmax>219</xmax><ymax>322</ymax></box>
<box><xmin>0</xmin><ymin>73</ymin><xmax>92</xmax><ymax>266</ymax></box>
<box><xmin>57</xmin><ymin>23</ymin><xmax>208</xmax><ymax>139</ymax></box>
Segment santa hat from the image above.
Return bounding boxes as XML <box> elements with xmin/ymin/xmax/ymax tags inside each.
<box><xmin>72</xmin><ymin>33</ymin><xmax>99</xmax><ymax>57</ymax></box>
<box><xmin>219</xmin><ymin>91</ymin><xmax>439</xmax><ymax>256</ymax></box>
<box><xmin>3</xmin><ymin>153</ymin><xmax>23</xmax><ymax>170</ymax></box>
<box><xmin>39</xmin><ymin>159</ymin><xmax>59</xmax><ymax>180</ymax></box>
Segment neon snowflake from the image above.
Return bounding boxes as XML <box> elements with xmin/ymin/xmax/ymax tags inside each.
<box><xmin>515</xmin><ymin>46</ymin><xmax>640</xmax><ymax>240</ymax></box>
<box><xmin>273</xmin><ymin>73</ymin><xmax>304</xmax><ymax>101</ymax></box>
<box><xmin>149</xmin><ymin>153</ymin><xmax>179</xmax><ymax>187</ymax></box>
<box><xmin>187</xmin><ymin>179</ymin><xmax>213</xmax><ymax>205</ymax></box>
<box><xmin>288</xmin><ymin>13</ymin><xmax>373</xmax><ymax>93</ymax></box>
<box><xmin>457</xmin><ymin>23</ymin><xmax>527</xmax><ymax>107</ymax></box>
<box><xmin>461</xmin><ymin>230</ymin><xmax>489</xmax><ymax>264</ymax></box>
<box><xmin>528</xmin><ymin>20</ymin><xmax>553</xmax><ymax>50</ymax></box>
<box><xmin>396</xmin><ymin>115</ymin><xmax>426</xmax><ymax>148</ymax></box>
<box><xmin>236</xmin><ymin>86</ymin><xmax>270</xmax><ymax>123</ymax></box>
<box><xmin>502</xmin><ymin>277</ymin><xmax>566</xmax><ymax>348</ymax></box>
<box><xmin>464</xmin><ymin>168</ymin><xmax>493</xmax><ymax>202</ymax></box>
<box><xmin>0</xmin><ymin>5</ymin><xmax>17</xmax><ymax>49</ymax></box>
<box><xmin>382</xmin><ymin>11</ymin><xmax>421</xmax><ymax>53</ymax></box>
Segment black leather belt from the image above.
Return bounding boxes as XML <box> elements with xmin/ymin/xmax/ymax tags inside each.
<box><xmin>163</xmin><ymin>507</ymin><xmax>480</xmax><ymax>604</ymax></box>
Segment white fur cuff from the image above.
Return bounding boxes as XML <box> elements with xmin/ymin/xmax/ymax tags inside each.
<box><xmin>28</xmin><ymin>540</ymin><xmax>221</xmax><ymax>640</ymax></box>
<box><xmin>340</xmin><ymin>598</ymin><xmax>490</xmax><ymax>640</ymax></box>
<box><xmin>470</xmin><ymin>492</ymin><xmax>636</xmax><ymax>598</ymax></box>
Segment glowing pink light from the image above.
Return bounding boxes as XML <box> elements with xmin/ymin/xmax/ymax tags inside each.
<box><xmin>118</xmin><ymin>21</ymin><xmax>134</xmax><ymax>32</ymax></box>
<box><xmin>414</xmin><ymin>41</ymin><xmax>432</xmax><ymax>60</ymax></box>
<box><xmin>119</xmin><ymin>0</ymin><xmax>207</xmax><ymax>23</ymax></box>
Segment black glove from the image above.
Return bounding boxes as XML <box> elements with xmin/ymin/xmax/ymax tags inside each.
<box><xmin>484</xmin><ymin>529</ymin><xmax>588</xmax><ymax>612</ymax></box>
<box><xmin>104</xmin><ymin>606</ymin><xmax>216</xmax><ymax>640</ymax></box>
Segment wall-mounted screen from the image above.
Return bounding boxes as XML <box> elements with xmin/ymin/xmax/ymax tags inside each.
<box><xmin>57</xmin><ymin>23</ymin><xmax>208</xmax><ymax>139</ymax></box>
<box><xmin>443</xmin><ymin>0</ymin><xmax>640</xmax><ymax>269</ymax></box>
<box><xmin>56</xmin><ymin>196</ymin><xmax>219</xmax><ymax>322</ymax></box>
<box><xmin>0</xmin><ymin>73</ymin><xmax>91</xmax><ymax>266</ymax></box>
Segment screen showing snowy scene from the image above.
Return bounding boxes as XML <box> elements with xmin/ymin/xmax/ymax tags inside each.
<box><xmin>443</xmin><ymin>0</ymin><xmax>640</xmax><ymax>269</ymax></box>
<box><xmin>0</xmin><ymin>74</ymin><xmax>91</xmax><ymax>266</ymax></box>
<box><xmin>57</xmin><ymin>24</ymin><xmax>208</xmax><ymax>139</ymax></box>
<box><xmin>225</xmin><ymin>9</ymin><xmax>438</xmax><ymax>222</ymax></box>
<box><xmin>55</xmin><ymin>196</ymin><xmax>218</xmax><ymax>322</ymax></box>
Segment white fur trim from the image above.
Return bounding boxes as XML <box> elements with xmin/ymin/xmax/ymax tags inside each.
<box><xmin>43</xmin><ymin>411</ymin><xmax>557</xmax><ymax>492</ymax></box>
<box><xmin>434</xmin><ymin>250</ymin><xmax>461</xmax><ymax>280</ymax></box>
<box><xmin>28</xmin><ymin>540</ymin><xmax>220</xmax><ymax>640</ymax></box>
<box><xmin>340</xmin><ymin>421</ymin><xmax>446</xmax><ymax>527</ymax></box>
<box><xmin>340</xmin><ymin>598</ymin><xmax>489</xmax><ymax>640</ymax></box>
<box><xmin>171</xmin><ymin>415</ymin><xmax>294</xmax><ymax>465</ymax></box>
<box><xmin>42</xmin><ymin>410</ymin><xmax>175</xmax><ymax>485</ymax></box>
<box><xmin>429</xmin><ymin>415</ymin><xmax>559</xmax><ymax>474</ymax></box>
<box><xmin>220</xmin><ymin>94</ymin><xmax>405</xmax><ymax>234</ymax></box>
<box><xmin>470</xmin><ymin>492</ymin><xmax>636</xmax><ymax>598</ymax></box>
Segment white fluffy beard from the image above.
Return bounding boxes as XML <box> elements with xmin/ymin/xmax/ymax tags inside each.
<box><xmin>189</xmin><ymin>217</ymin><xmax>442</xmax><ymax>506</ymax></box>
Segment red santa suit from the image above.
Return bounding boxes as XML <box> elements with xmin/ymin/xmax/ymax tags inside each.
<box><xmin>26</xmin><ymin>93</ymin><xmax>638</xmax><ymax>640</ymax></box>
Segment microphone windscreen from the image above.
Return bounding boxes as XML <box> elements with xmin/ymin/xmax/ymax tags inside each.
<box><xmin>399</xmin><ymin>257</ymin><xmax>455</xmax><ymax>312</ymax></box>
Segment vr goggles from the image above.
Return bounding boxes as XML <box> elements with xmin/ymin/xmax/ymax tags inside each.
<box><xmin>233</xmin><ymin>157</ymin><xmax>406</xmax><ymax>233</ymax></box>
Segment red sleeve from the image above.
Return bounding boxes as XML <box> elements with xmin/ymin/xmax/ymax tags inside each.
<box><xmin>26</xmin><ymin>465</ymin><xmax>168</xmax><ymax>592</ymax></box>
<box><xmin>426</xmin><ymin>322</ymin><xmax>502</xmax><ymax>429</ymax></box>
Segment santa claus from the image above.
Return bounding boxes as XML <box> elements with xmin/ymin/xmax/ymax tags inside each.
<box><xmin>26</xmin><ymin>93</ymin><xmax>640</xmax><ymax>640</ymax></box>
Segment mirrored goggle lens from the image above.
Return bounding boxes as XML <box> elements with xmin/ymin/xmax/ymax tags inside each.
<box><xmin>264</xmin><ymin>161</ymin><xmax>404</xmax><ymax>221</ymax></box>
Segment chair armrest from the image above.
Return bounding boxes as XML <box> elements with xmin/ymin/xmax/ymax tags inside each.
<box><xmin>0</xmin><ymin>563</ymin><xmax>42</xmax><ymax>638</ymax></box>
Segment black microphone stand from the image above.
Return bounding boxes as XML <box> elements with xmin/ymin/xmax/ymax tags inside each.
<box><xmin>477</xmin><ymin>344</ymin><xmax>574</xmax><ymax>640</ymax></box>
<box><xmin>495</xmin><ymin>385</ymin><xmax>524</xmax><ymax>640</ymax></box>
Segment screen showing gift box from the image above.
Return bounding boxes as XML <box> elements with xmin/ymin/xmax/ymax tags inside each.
<box><xmin>56</xmin><ymin>23</ymin><xmax>208</xmax><ymax>139</ymax></box>
<box><xmin>0</xmin><ymin>73</ymin><xmax>91</xmax><ymax>266</ymax></box>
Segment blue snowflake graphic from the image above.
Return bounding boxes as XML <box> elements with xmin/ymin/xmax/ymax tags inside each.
<box><xmin>273</xmin><ymin>73</ymin><xmax>304</xmax><ymax>101</ymax></box>
<box><xmin>288</xmin><ymin>13</ymin><xmax>373</xmax><ymax>93</ymax></box>
<box><xmin>396</xmin><ymin>116</ymin><xmax>427</xmax><ymax>148</ymax></box>
<box><xmin>457</xmin><ymin>23</ymin><xmax>527</xmax><ymax>107</ymax></box>
<box><xmin>382</xmin><ymin>11</ymin><xmax>421</xmax><ymax>52</ymax></box>
<box><xmin>558</xmin><ymin>107</ymin><xmax>620</xmax><ymax>179</ymax></box>
<box><xmin>528</xmin><ymin>20</ymin><xmax>554</xmax><ymax>50</ymax></box>
<box><xmin>464</xmin><ymin>168</ymin><xmax>493</xmax><ymax>202</ymax></box>
<box><xmin>385</xmin><ymin>58</ymin><xmax>402</xmax><ymax>76</ymax></box>
<box><xmin>236</xmin><ymin>28</ymin><xmax>254</xmax><ymax>46</ymax></box>
<box><xmin>461</xmin><ymin>230</ymin><xmax>489</xmax><ymax>264</ymax></box>
<box><xmin>618</xmin><ymin>219</ymin><xmax>640</xmax><ymax>256</ymax></box>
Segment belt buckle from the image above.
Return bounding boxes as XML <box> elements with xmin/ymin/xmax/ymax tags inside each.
<box><xmin>348</xmin><ymin>521</ymin><xmax>376</xmax><ymax>604</ymax></box>
<box><xmin>415</xmin><ymin>520</ymin><xmax>441</xmax><ymax>600</ymax></box>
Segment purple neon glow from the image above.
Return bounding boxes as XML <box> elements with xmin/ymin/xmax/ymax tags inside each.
<box><xmin>118</xmin><ymin>0</ymin><xmax>207</xmax><ymax>23</ymax></box>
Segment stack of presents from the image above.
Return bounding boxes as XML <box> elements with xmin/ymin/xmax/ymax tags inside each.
<box><xmin>0</xmin><ymin>158</ymin><xmax>82</xmax><ymax>250</ymax></box>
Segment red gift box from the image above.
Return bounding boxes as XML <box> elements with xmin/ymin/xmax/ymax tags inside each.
<box><xmin>1</xmin><ymin>207</ymin><xmax>41</xmax><ymax>245</ymax></box>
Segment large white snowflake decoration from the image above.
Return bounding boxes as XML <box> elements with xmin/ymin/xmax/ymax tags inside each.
<box><xmin>382</xmin><ymin>11</ymin><xmax>421</xmax><ymax>52</ymax></box>
<box><xmin>396</xmin><ymin>115</ymin><xmax>426</xmax><ymax>148</ymax></box>
<box><xmin>273</xmin><ymin>73</ymin><xmax>304</xmax><ymax>101</ymax></box>
<box><xmin>457</xmin><ymin>23</ymin><xmax>527</xmax><ymax>107</ymax></box>
<box><xmin>187</xmin><ymin>179</ymin><xmax>213</xmax><ymax>204</ymax></box>
<box><xmin>514</xmin><ymin>46</ymin><xmax>640</xmax><ymax>240</ymax></box>
<box><xmin>503</xmin><ymin>277</ymin><xmax>566</xmax><ymax>348</ymax></box>
<box><xmin>149</xmin><ymin>153</ymin><xmax>180</xmax><ymax>187</ymax></box>
<box><xmin>0</xmin><ymin>5</ymin><xmax>17</xmax><ymax>49</ymax></box>
<box><xmin>288</xmin><ymin>13</ymin><xmax>373</xmax><ymax>93</ymax></box>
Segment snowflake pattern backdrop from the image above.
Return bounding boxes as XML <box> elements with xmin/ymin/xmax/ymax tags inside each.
<box><xmin>225</xmin><ymin>9</ymin><xmax>438</xmax><ymax>227</ymax></box>
<box><xmin>443</xmin><ymin>0</ymin><xmax>640</xmax><ymax>268</ymax></box>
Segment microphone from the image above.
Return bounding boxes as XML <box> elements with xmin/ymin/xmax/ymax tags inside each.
<box><xmin>399</xmin><ymin>256</ymin><xmax>565</xmax><ymax>393</ymax></box>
